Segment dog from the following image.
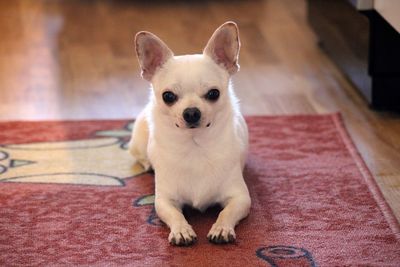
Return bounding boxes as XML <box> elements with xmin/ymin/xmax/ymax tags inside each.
<box><xmin>129</xmin><ymin>21</ymin><xmax>251</xmax><ymax>246</ymax></box>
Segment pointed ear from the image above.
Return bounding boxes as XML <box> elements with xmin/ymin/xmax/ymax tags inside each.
<box><xmin>203</xmin><ymin>21</ymin><xmax>240</xmax><ymax>75</ymax></box>
<box><xmin>135</xmin><ymin>31</ymin><xmax>174</xmax><ymax>81</ymax></box>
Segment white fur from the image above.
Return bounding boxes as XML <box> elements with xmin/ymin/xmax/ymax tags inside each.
<box><xmin>129</xmin><ymin>22</ymin><xmax>251</xmax><ymax>246</ymax></box>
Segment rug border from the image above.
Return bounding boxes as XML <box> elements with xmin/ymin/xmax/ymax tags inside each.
<box><xmin>331</xmin><ymin>113</ymin><xmax>400</xmax><ymax>239</ymax></box>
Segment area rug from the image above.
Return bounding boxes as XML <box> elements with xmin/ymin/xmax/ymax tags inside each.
<box><xmin>0</xmin><ymin>114</ymin><xmax>399</xmax><ymax>266</ymax></box>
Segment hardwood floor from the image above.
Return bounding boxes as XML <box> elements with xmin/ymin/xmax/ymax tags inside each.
<box><xmin>0</xmin><ymin>0</ymin><xmax>399</xmax><ymax>221</ymax></box>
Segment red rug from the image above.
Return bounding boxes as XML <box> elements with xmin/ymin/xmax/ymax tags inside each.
<box><xmin>0</xmin><ymin>114</ymin><xmax>399</xmax><ymax>266</ymax></box>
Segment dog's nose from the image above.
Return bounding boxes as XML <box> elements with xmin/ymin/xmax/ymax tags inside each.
<box><xmin>183</xmin><ymin>107</ymin><xmax>201</xmax><ymax>124</ymax></box>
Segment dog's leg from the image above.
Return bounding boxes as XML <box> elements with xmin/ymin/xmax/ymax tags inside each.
<box><xmin>207</xmin><ymin>185</ymin><xmax>251</xmax><ymax>244</ymax></box>
<box><xmin>155</xmin><ymin>197</ymin><xmax>197</xmax><ymax>246</ymax></box>
<box><xmin>129</xmin><ymin>109</ymin><xmax>151</xmax><ymax>170</ymax></box>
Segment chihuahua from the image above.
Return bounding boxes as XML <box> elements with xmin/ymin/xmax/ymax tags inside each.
<box><xmin>129</xmin><ymin>22</ymin><xmax>251</xmax><ymax>246</ymax></box>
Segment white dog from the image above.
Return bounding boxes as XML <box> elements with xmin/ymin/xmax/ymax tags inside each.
<box><xmin>129</xmin><ymin>21</ymin><xmax>251</xmax><ymax>246</ymax></box>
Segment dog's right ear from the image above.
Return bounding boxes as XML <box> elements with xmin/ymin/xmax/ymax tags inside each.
<box><xmin>135</xmin><ymin>32</ymin><xmax>174</xmax><ymax>81</ymax></box>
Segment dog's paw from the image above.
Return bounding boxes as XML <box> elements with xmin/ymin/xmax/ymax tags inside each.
<box><xmin>168</xmin><ymin>224</ymin><xmax>197</xmax><ymax>246</ymax></box>
<box><xmin>207</xmin><ymin>224</ymin><xmax>236</xmax><ymax>244</ymax></box>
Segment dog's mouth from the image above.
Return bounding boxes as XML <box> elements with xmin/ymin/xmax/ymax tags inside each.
<box><xmin>186</xmin><ymin>122</ymin><xmax>200</xmax><ymax>129</ymax></box>
<box><xmin>175</xmin><ymin>122</ymin><xmax>211</xmax><ymax>129</ymax></box>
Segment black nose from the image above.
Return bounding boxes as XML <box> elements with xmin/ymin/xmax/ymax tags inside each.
<box><xmin>183</xmin><ymin>107</ymin><xmax>201</xmax><ymax>124</ymax></box>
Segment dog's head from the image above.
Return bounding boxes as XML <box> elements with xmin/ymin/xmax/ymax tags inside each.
<box><xmin>135</xmin><ymin>22</ymin><xmax>240</xmax><ymax>130</ymax></box>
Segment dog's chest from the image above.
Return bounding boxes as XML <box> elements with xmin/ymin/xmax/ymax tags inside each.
<box><xmin>152</xmin><ymin>137</ymin><xmax>240</xmax><ymax>209</ymax></box>
<box><xmin>172</xmin><ymin>160</ymin><xmax>227</xmax><ymax>210</ymax></box>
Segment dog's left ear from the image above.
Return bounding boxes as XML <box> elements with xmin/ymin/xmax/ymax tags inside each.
<box><xmin>203</xmin><ymin>21</ymin><xmax>240</xmax><ymax>75</ymax></box>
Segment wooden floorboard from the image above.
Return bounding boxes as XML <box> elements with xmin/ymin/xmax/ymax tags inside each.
<box><xmin>0</xmin><ymin>0</ymin><xmax>399</xmax><ymax>221</ymax></box>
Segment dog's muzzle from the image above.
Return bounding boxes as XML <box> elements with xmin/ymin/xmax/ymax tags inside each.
<box><xmin>183</xmin><ymin>107</ymin><xmax>201</xmax><ymax>128</ymax></box>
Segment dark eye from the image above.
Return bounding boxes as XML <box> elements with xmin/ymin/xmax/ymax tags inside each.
<box><xmin>205</xmin><ymin>88</ymin><xmax>220</xmax><ymax>101</ymax></box>
<box><xmin>162</xmin><ymin>91</ymin><xmax>177</xmax><ymax>105</ymax></box>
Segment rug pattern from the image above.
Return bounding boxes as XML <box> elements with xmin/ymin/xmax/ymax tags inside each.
<box><xmin>0</xmin><ymin>115</ymin><xmax>399</xmax><ymax>266</ymax></box>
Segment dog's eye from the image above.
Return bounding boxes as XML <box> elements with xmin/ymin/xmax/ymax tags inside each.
<box><xmin>162</xmin><ymin>91</ymin><xmax>177</xmax><ymax>105</ymax></box>
<box><xmin>205</xmin><ymin>89</ymin><xmax>220</xmax><ymax>102</ymax></box>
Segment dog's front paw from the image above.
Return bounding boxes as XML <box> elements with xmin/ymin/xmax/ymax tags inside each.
<box><xmin>169</xmin><ymin>224</ymin><xmax>197</xmax><ymax>246</ymax></box>
<box><xmin>207</xmin><ymin>224</ymin><xmax>236</xmax><ymax>244</ymax></box>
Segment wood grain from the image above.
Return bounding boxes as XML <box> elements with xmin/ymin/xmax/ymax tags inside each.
<box><xmin>0</xmin><ymin>0</ymin><xmax>399</xmax><ymax>221</ymax></box>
